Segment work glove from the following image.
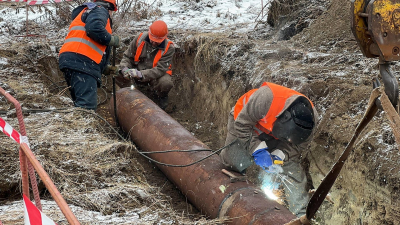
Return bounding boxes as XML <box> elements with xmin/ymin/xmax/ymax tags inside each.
<box><xmin>252</xmin><ymin>147</ymin><xmax>284</xmax><ymax>174</ymax></box>
<box><xmin>109</xmin><ymin>35</ymin><xmax>120</xmax><ymax>48</ymax></box>
<box><xmin>103</xmin><ymin>65</ymin><xmax>118</xmax><ymax>75</ymax></box>
<box><xmin>121</xmin><ymin>67</ymin><xmax>143</xmax><ymax>80</ymax></box>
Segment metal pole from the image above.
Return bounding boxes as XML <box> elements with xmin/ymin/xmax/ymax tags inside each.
<box><xmin>26</xmin><ymin>3</ymin><xmax>28</xmax><ymax>36</ymax></box>
<box><xmin>20</xmin><ymin>144</ymin><xmax>80</xmax><ymax>225</ymax></box>
<box><xmin>262</xmin><ymin>0</ymin><xmax>263</xmax><ymax>17</ymax></box>
<box><xmin>379</xmin><ymin>60</ymin><xmax>399</xmax><ymax>108</ymax></box>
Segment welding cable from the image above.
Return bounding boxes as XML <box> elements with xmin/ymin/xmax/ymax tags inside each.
<box><xmin>140</xmin><ymin>149</ymin><xmax>213</xmax><ymax>153</ymax></box>
<box><xmin>0</xmin><ymin>108</ymin><xmax>237</xmax><ymax>167</ymax></box>
<box><xmin>135</xmin><ymin>139</ymin><xmax>238</xmax><ymax>167</ymax></box>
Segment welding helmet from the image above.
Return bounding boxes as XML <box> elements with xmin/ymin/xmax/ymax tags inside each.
<box><xmin>271</xmin><ymin>98</ymin><xmax>314</xmax><ymax>145</ymax></box>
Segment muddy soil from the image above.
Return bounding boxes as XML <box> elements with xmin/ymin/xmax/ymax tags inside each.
<box><xmin>0</xmin><ymin>41</ymin><xmax>216</xmax><ymax>224</ymax></box>
<box><xmin>167</xmin><ymin>0</ymin><xmax>400</xmax><ymax>224</ymax></box>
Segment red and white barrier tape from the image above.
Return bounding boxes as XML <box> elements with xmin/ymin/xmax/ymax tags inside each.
<box><xmin>0</xmin><ymin>117</ymin><xmax>29</xmax><ymax>146</ymax></box>
<box><xmin>0</xmin><ymin>0</ymin><xmax>73</xmax><ymax>5</ymax></box>
<box><xmin>27</xmin><ymin>0</ymin><xmax>73</xmax><ymax>5</ymax></box>
<box><xmin>0</xmin><ymin>0</ymin><xmax>26</xmax><ymax>2</ymax></box>
<box><xmin>24</xmin><ymin>194</ymin><xmax>57</xmax><ymax>225</ymax></box>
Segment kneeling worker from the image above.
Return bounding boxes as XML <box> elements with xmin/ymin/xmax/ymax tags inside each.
<box><xmin>220</xmin><ymin>81</ymin><xmax>318</xmax><ymax>217</ymax></box>
<box><xmin>118</xmin><ymin>20</ymin><xmax>175</xmax><ymax>110</ymax></box>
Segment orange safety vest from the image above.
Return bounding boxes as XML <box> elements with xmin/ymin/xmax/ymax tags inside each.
<box><xmin>59</xmin><ymin>8</ymin><xmax>112</xmax><ymax>64</ymax></box>
<box><xmin>134</xmin><ymin>33</ymin><xmax>173</xmax><ymax>76</ymax></box>
<box><xmin>233</xmin><ymin>82</ymin><xmax>314</xmax><ymax>136</ymax></box>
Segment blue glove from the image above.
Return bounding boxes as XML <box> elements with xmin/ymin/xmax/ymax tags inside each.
<box><xmin>252</xmin><ymin>148</ymin><xmax>273</xmax><ymax>169</ymax></box>
<box><xmin>252</xmin><ymin>148</ymin><xmax>283</xmax><ymax>173</ymax></box>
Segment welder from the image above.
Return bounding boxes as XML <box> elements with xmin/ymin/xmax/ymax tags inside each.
<box><xmin>220</xmin><ymin>81</ymin><xmax>318</xmax><ymax>217</ymax></box>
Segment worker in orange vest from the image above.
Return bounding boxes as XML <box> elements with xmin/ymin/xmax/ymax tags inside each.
<box><xmin>220</xmin><ymin>82</ymin><xmax>318</xmax><ymax>217</ymax></box>
<box><xmin>118</xmin><ymin>20</ymin><xmax>175</xmax><ymax>110</ymax></box>
<box><xmin>59</xmin><ymin>0</ymin><xmax>120</xmax><ymax>110</ymax></box>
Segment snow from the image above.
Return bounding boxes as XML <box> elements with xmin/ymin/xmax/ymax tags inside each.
<box><xmin>154</xmin><ymin>0</ymin><xmax>267</xmax><ymax>32</ymax></box>
<box><xmin>0</xmin><ymin>57</ymin><xmax>7</xmax><ymax>65</ymax></box>
<box><xmin>0</xmin><ymin>199</ymin><xmax>145</xmax><ymax>224</ymax></box>
<box><xmin>0</xmin><ymin>0</ymin><xmax>269</xmax><ymax>44</ymax></box>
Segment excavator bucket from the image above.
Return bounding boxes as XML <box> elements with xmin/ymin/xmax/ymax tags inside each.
<box><xmin>351</xmin><ymin>0</ymin><xmax>377</xmax><ymax>58</ymax></box>
<box><xmin>351</xmin><ymin>0</ymin><xmax>400</xmax><ymax>61</ymax></box>
<box><xmin>368</xmin><ymin>0</ymin><xmax>400</xmax><ymax>61</ymax></box>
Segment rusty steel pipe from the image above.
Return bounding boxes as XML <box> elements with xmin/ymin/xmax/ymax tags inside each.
<box><xmin>111</xmin><ymin>88</ymin><xmax>297</xmax><ymax>224</ymax></box>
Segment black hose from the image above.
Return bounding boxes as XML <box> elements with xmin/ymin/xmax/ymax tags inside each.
<box><xmin>0</xmin><ymin>107</ymin><xmax>235</xmax><ymax>167</ymax></box>
<box><xmin>135</xmin><ymin>139</ymin><xmax>237</xmax><ymax>167</ymax></box>
<box><xmin>112</xmin><ymin>76</ymin><xmax>119</xmax><ymax>127</ymax></box>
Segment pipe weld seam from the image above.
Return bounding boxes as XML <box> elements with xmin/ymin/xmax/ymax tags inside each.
<box><xmin>217</xmin><ymin>186</ymin><xmax>259</xmax><ymax>218</ymax></box>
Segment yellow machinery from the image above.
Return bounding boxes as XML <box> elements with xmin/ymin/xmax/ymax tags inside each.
<box><xmin>351</xmin><ymin>0</ymin><xmax>400</xmax><ymax>107</ymax></box>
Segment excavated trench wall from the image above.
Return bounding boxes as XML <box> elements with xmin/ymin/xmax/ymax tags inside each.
<box><xmin>169</xmin><ymin>33</ymin><xmax>400</xmax><ymax>224</ymax></box>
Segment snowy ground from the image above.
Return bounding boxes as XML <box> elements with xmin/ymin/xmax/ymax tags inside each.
<box><xmin>0</xmin><ymin>0</ymin><xmax>267</xmax><ymax>44</ymax></box>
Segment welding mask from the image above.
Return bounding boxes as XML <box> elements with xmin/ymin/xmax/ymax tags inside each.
<box><xmin>271</xmin><ymin>101</ymin><xmax>314</xmax><ymax>145</ymax></box>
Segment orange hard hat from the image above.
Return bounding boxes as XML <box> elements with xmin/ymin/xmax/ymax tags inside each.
<box><xmin>94</xmin><ymin>0</ymin><xmax>117</xmax><ymax>11</ymax></box>
<box><xmin>149</xmin><ymin>20</ymin><xmax>168</xmax><ymax>43</ymax></box>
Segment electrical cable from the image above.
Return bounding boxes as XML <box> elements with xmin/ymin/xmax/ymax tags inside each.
<box><xmin>140</xmin><ymin>149</ymin><xmax>212</xmax><ymax>154</ymax></box>
<box><xmin>136</xmin><ymin>139</ymin><xmax>237</xmax><ymax>167</ymax></box>
<box><xmin>0</xmin><ymin>107</ymin><xmax>236</xmax><ymax>167</ymax></box>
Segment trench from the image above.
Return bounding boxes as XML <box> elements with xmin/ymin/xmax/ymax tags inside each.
<box><xmin>156</xmin><ymin>34</ymin><xmax>400</xmax><ymax>224</ymax></box>
<box><xmin>17</xmin><ymin>32</ymin><xmax>400</xmax><ymax>224</ymax></box>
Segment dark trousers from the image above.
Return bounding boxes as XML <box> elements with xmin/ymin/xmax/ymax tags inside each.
<box><xmin>63</xmin><ymin>69</ymin><xmax>98</xmax><ymax>110</ymax></box>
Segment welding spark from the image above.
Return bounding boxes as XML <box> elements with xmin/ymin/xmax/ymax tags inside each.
<box><xmin>260</xmin><ymin>171</ymin><xmax>280</xmax><ymax>200</ymax></box>
<box><xmin>262</xmin><ymin>186</ymin><xmax>279</xmax><ymax>200</ymax></box>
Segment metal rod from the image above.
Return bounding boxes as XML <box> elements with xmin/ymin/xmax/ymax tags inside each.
<box><xmin>20</xmin><ymin>143</ymin><xmax>80</xmax><ymax>225</ymax></box>
<box><xmin>379</xmin><ymin>60</ymin><xmax>399</xmax><ymax>108</ymax></box>
<box><xmin>26</xmin><ymin>4</ymin><xmax>28</xmax><ymax>37</ymax></box>
<box><xmin>112</xmin><ymin>76</ymin><xmax>119</xmax><ymax>127</ymax></box>
<box><xmin>359</xmin><ymin>12</ymin><xmax>369</xmax><ymax>17</ymax></box>
<box><xmin>111</xmin><ymin>88</ymin><xmax>297</xmax><ymax>224</ymax></box>
<box><xmin>0</xmin><ymin>87</ymin><xmax>30</xmax><ymax>201</ymax></box>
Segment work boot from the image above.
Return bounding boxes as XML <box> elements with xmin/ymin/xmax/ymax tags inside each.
<box><xmin>158</xmin><ymin>96</ymin><xmax>169</xmax><ymax>110</ymax></box>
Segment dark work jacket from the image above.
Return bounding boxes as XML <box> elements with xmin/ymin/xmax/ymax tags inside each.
<box><xmin>58</xmin><ymin>3</ymin><xmax>113</xmax><ymax>85</ymax></box>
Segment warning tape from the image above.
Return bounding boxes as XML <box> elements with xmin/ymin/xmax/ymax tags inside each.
<box><xmin>0</xmin><ymin>0</ymin><xmax>73</xmax><ymax>5</ymax></box>
<box><xmin>27</xmin><ymin>0</ymin><xmax>73</xmax><ymax>5</ymax></box>
<box><xmin>0</xmin><ymin>116</ymin><xmax>29</xmax><ymax>146</ymax></box>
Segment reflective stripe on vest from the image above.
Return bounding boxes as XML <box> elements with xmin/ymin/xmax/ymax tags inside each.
<box><xmin>59</xmin><ymin>8</ymin><xmax>112</xmax><ymax>64</ymax></box>
<box><xmin>233</xmin><ymin>82</ymin><xmax>314</xmax><ymax>135</ymax></box>
<box><xmin>134</xmin><ymin>33</ymin><xmax>173</xmax><ymax>76</ymax></box>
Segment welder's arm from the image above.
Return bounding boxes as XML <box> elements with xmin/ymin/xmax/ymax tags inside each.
<box><xmin>252</xmin><ymin>143</ymin><xmax>284</xmax><ymax>173</ymax></box>
<box><xmin>232</xmin><ymin>86</ymin><xmax>273</xmax><ymax>153</ymax></box>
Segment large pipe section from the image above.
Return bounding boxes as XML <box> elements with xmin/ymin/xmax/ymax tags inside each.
<box><xmin>111</xmin><ymin>88</ymin><xmax>297</xmax><ymax>224</ymax></box>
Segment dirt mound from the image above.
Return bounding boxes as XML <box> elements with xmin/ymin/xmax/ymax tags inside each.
<box><xmin>267</xmin><ymin>0</ymin><xmax>328</xmax><ymax>40</ymax></box>
<box><xmin>292</xmin><ymin>0</ymin><xmax>356</xmax><ymax>52</ymax></box>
